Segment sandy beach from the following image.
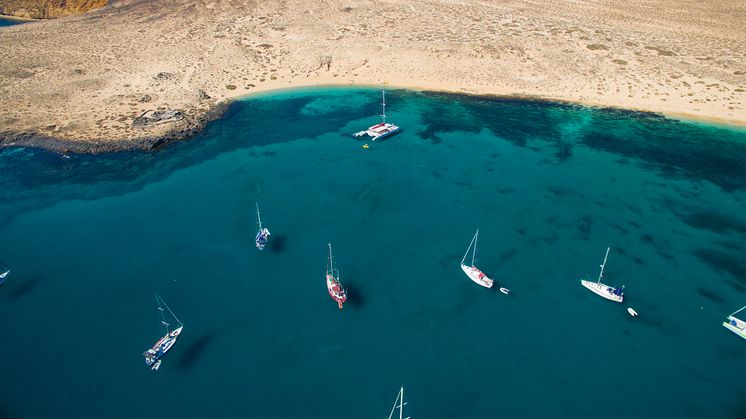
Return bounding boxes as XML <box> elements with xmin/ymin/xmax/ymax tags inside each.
<box><xmin>0</xmin><ymin>0</ymin><xmax>744</xmax><ymax>152</ymax></box>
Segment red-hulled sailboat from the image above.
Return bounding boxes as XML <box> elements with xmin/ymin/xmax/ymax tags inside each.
<box><xmin>326</xmin><ymin>243</ymin><xmax>347</xmax><ymax>309</ymax></box>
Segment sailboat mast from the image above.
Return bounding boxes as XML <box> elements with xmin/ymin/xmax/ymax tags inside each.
<box><xmin>155</xmin><ymin>294</ymin><xmax>170</xmax><ymax>333</ymax></box>
<box><xmin>399</xmin><ymin>386</ymin><xmax>404</xmax><ymax>419</ymax></box>
<box><xmin>388</xmin><ymin>387</ymin><xmax>406</xmax><ymax>419</ymax></box>
<box><xmin>597</xmin><ymin>246</ymin><xmax>610</xmax><ymax>284</ymax></box>
<box><xmin>327</xmin><ymin>243</ymin><xmax>334</xmax><ymax>275</ymax></box>
<box><xmin>461</xmin><ymin>230</ymin><xmax>476</xmax><ymax>265</ymax></box>
<box><xmin>256</xmin><ymin>202</ymin><xmax>263</xmax><ymax>230</ymax></box>
<box><xmin>381</xmin><ymin>83</ymin><xmax>387</xmax><ymax>124</ymax></box>
<box><xmin>472</xmin><ymin>229</ymin><xmax>479</xmax><ymax>266</ymax></box>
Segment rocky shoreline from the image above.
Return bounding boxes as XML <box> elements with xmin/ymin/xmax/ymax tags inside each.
<box><xmin>0</xmin><ymin>101</ymin><xmax>229</xmax><ymax>154</ymax></box>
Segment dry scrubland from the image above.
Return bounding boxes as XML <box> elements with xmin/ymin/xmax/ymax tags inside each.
<box><xmin>0</xmin><ymin>0</ymin><xmax>107</xmax><ymax>19</ymax></box>
<box><xmin>0</xmin><ymin>0</ymin><xmax>745</xmax><ymax>151</ymax></box>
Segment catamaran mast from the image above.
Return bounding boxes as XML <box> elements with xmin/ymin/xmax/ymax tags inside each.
<box><xmin>381</xmin><ymin>83</ymin><xmax>387</xmax><ymax>124</ymax></box>
<box><xmin>597</xmin><ymin>246</ymin><xmax>610</xmax><ymax>283</ymax></box>
<box><xmin>256</xmin><ymin>202</ymin><xmax>263</xmax><ymax>230</ymax></box>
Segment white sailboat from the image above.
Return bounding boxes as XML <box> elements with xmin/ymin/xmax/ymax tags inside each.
<box><xmin>353</xmin><ymin>83</ymin><xmax>401</xmax><ymax>141</ymax></box>
<box><xmin>0</xmin><ymin>260</ymin><xmax>9</xmax><ymax>286</ymax></box>
<box><xmin>461</xmin><ymin>229</ymin><xmax>495</xmax><ymax>289</ymax></box>
<box><xmin>387</xmin><ymin>386</ymin><xmax>410</xmax><ymax>419</ymax></box>
<box><xmin>580</xmin><ymin>246</ymin><xmax>624</xmax><ymax>303</ymax></box>
<box><xmin>143</xmin><ymin>294</ymin><xmax>183</xmax><ymax>371</ymax></box>
<box><xmin>255</xmin><ymin>202</ymin><xmax>271</xmax><ymax>250</ymax></box>
<box><xmin>723</xmin><ymin>305</ymin><xmax>746</xmax><ymax>340</ymax></box>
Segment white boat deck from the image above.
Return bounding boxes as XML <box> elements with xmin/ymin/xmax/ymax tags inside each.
<box><xmin>580</xmin><ymin>279</ymin><xmax>623</xmax><ymax>303</ymax></box>
<box><xmin>462</xmin><ymin>264</ymin><xmax>494</xmax><ymax>289</ymax></box>
<box><xmin>723</xmin><ymin>316</ymin><xmax>746</xmax><ymax>339</ymax></box>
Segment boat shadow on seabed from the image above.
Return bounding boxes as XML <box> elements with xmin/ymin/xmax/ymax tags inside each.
<box><xmin>177</xmin><ymin>332</ymin><xmax>215</xmax><ymax>369</ymax></box>
<box><xmin>268</xmin><ymin>234</ymin><xmax>287</xmax><ymax>254</ymax></box>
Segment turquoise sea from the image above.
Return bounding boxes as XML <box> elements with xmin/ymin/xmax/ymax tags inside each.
<box><xmin>1</xmin><ymin>87</ymin><xmax>745</xmax><ymax>418</ymax></box>
<box><xmin>0</xmin><ymin>17</ymin><xmax>25</xmax><ymax>27</ymax></box>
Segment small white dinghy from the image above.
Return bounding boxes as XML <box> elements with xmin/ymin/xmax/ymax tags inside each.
<box><xmin>627</xmin><ymin>307</ymin><xmax>638</xmax><ymax>317</ymax></box>
<box><xmin>499</xmin><ymin>287</ymin><xmax>510</xmax><ymax>295</ymax></box>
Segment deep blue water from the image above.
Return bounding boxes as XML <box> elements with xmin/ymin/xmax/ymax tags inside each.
<box><xmin>1</xmin><ymin>87</ymin><xmax>746</xmax><ymax>418</ymax></box>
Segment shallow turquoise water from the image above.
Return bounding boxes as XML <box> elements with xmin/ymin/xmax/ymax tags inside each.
<box><xmin>0</xmin><ymin>17</ymin><xmax>25</xmax><ymax>27</ymax></box>
<box><xmin>1</xmin><ymin>87</ymin><xmax>746</xmax><ymax>418</ymax></box>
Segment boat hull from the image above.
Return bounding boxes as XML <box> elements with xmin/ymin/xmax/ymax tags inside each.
<box><xmin>371</xmin><ymin>126</ymin><xmax>401</xmax><ymax>141</ymax></box>
<box><xmin>326</xmin><ymin>274</ymin><xmax>347</xmax><ymax>309</ymax></box>
<box><xmin>723</xmin><ymin>316</ymin><xmax>746</xmax><ymax>340</ymax></box>
<box><xmin>461</xmin><ymin>264</ymin><xmax>494</xmax><ymax>289</ymax></box>
<box><xmin>255</xmin><ymin>228</ymin><xmax>270</xmax><ymax>250</ymax></box>
<box><xmin>580</xmin><ymin>280</ymin><xmax>623</xmax><ymax>303</ymax></box>
<box><xmin>144</xmin><ymin>325</ymin><xmax>183</xmax><ymax>369</ymax></box>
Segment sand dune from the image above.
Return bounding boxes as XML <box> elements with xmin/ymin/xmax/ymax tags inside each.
<box><xmin>0</xmin><ymin>0</ymin><xmax>744</xmax><ymax>151</ymax></box>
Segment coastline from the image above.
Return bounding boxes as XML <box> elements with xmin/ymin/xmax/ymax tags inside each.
<box><xmin>1</xmin><ymin>0</ymin><xmax>744</xmax><ymax>154</ymax></box>
<box><xmin>2</xmin><ymin>82</ymin><xmax>744</xmax><ymax>155</ymax></box>
<box><xmin>0</xmin><ymin>14</ymin><xmax>38</xmax><ymax>22</ymax></box>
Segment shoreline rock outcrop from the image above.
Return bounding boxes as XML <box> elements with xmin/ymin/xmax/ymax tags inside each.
<box><xmin>0</xmin><ymin>0</ymin><xmax>107</xmax><ymax>19</ymax></box>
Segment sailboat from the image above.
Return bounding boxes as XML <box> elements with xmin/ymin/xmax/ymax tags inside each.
<box><xmin>461</xmin><ymin>229</ymin><xmax>498</xmax><ymax>289</ymax></box>
<box><xmin>326</xmin><ymin>243</ymin><xmax>347</xmax><ymax>309</ymax></box>
<box><xmin>387</xmin><ymin>386</ymin><xmax>410</xmax><ymax>419</ymax></box>
<box><xmin>353</xmin><ymin>83</ymin><xmax>401</xmax><ymax>141</ymax></box>
<box><xmin>580</xmin><ymin>246</ymin><xmax>624</xmax><ymax>303</ymax></box>
<box><xmin>143</xmin><ymin>293</ymin><xmax>183</xmax><ymax>371</ymax></box>
<box><xmin>255</xmin><ymin>202</ymin><xmax>271</xmax><ymax>250</ymax></box>
<box><xmin>0</xmin><ymin>260</ymin><xmax>9</xmax><ymax>286</ymax></box>
<box><xmin>723</xmin><ymin>305</ymin><xmax>746</xmax><ymax>340</ymax></box>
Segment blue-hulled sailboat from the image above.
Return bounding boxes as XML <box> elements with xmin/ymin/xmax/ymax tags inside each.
<box><xmin>255</xmin><ymin>202</ymin><xmax>271</xmax><ymax>250</ymax></box>
<box><xmin>143</xmin><ymin>294</ymin><xmax>183</xmax><ymax>371</ymax></box>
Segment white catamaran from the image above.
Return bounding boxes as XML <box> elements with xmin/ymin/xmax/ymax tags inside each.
<box><xmin>723</xmin><ymin>305</ymin><xmax>746</xmax><ymax>340</ymax></box>
<box><xmin>353</xmin><ymin>84</ymin><xmax>401</xmax><ymax>141</ymax></box>
<box><xmin>387</xmin><ymin>386</ymin><xmax>410</xmax><ymax>419</ymax></box>
<box><xmin>255</xmin><ymin>202</ymin><xmax>271</xmax><ymax>250</ymax></box>
<box><xmin>461</xmin><ymin>229</ymin><xmax>497</xmax><ymax>289</ymax></box>
<box><xmin>143</xmin><ymin>294</ymin><xmax>183</xmax><ymax>371</ymax></box>
<box><xmin>580</xmin><ymin>246</ymin><xmax>624</xmax><ymax>303</ymax></box>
